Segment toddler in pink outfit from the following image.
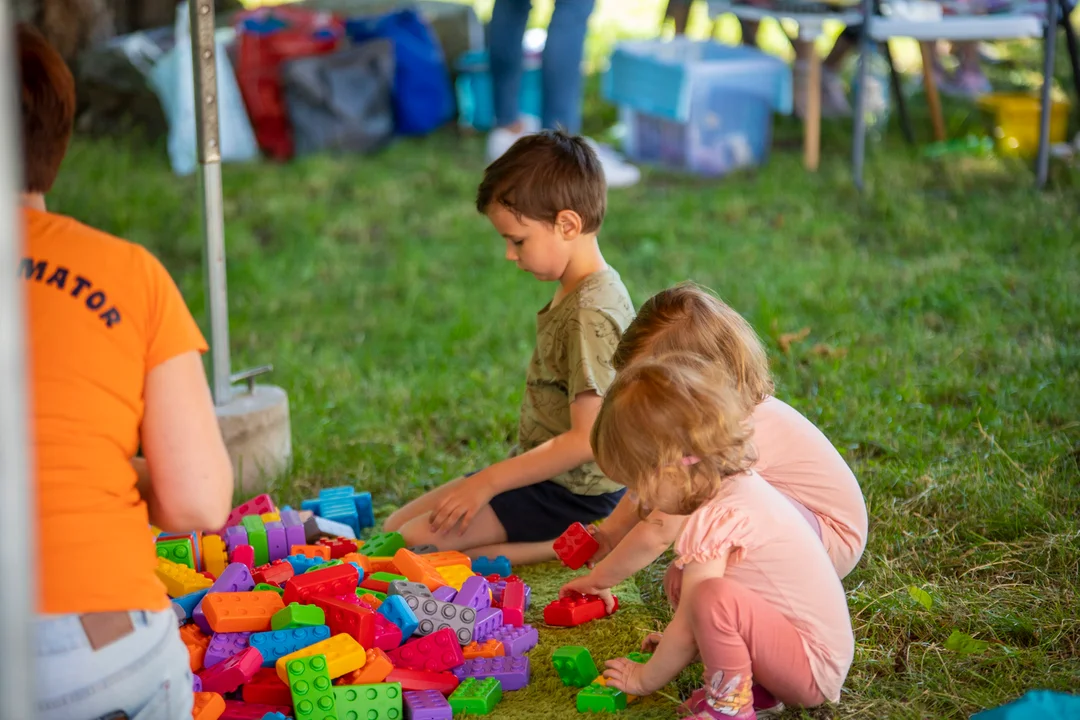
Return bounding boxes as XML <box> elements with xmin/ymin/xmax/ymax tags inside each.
<box><xmin>588</xmin><ymin>354</ymin><xmax>855</xmax><ymax>719</ymax></box>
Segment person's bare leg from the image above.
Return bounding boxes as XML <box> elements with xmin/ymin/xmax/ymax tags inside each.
<box><xmin>396</xmin><ymin>504</ymin><xmax>508</xmax><ymax>551</ymax></box>
<box><xmin>468</xmin><ymin>541</ymin><xmax>558</xmax><ymax>567</ymax></box>
<box><xmin>384</xmin><ymin>475</ymin><xmax>472</xmax><ymax>533</ymax></box>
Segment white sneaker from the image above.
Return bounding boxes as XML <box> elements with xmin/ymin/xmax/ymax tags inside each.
<box><xmin>587</xmin><ymin>139</ymin><xmax>641</xmax><ymax>188</ymax></box>
<box><xmin>485</xmin><ymin>116</ymin><xmax>540</xmax><ymax>162</ymax></box>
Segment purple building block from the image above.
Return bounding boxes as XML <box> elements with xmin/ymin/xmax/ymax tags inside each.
<box><xmin>432</xmin><ymin>586</ymin><xmax>457</xmax><ymax>603</ymax></box>
<box><xmin>192</xmin><ymin>674</ymin><xmax>202</xmax><ymax>692</ymax></box>
<box><xmin>224</xmin><ymin>525</ymin><xmax>249</xmax><ymax>553</ymax></box>
<box><xmin>474</xmin><ymin>607</ymin><xmax>503</xmax><ymax>643</ymax></box>
<box><xmin>451</xmin><ymin>655</ymin><xmax>530</xmax><ymax>691</ymax></box>
<box><xmin>280</xmin><ymin>509</ymin><xmax>307</xmax><ymax>551</ymax></box>
<box><xmin>404</xmin><ymin>689</ymin><xmax>453</xmax><ymax>720</ymax></box>
<box><xmin>264</xmin><ymin>521</ymin><xmax>288</xmax><ymax>562</ymax></box>
<box><xmin>193</xmin><ymin>562</ymin><xmax>255</xmax><ymax>633</ymax></box>
<box><xmin>491</xmin><ymin>624</ymin><xmax>538</xmax><ymax>657</ymax></box>
<box><xmin>453</xmin><ymin>576</ymin><xmax>490</xmax><ymax>611</ymax></box>
<box><xmin>204</xmin><ymin>631</ymin><xmax>253</xmax><ymax>667</ymax></box>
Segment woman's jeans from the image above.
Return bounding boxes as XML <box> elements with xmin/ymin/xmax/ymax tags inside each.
<box><xmin>37</xmin><ymin>608</ymin><xmax>193</xmax><ymax>720</ymax></box>
<box><xmin>488</xmin><ymin>0</ymin><xmax>597</xmax><ymax>133</ymax></box>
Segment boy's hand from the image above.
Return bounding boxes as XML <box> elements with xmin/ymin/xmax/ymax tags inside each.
<box><xmin>428</xmin><ymin>474</ymin><xmax>495</xmax><ymax>535</ymax></box>
<box><xmin>604</xmin><ymin>657</ymin><xmax>655</xmax><ymax>697</ymax></box>
<box><xmin>559</xmin><ymin>576</ymin><xmax>616</xmax><ymax>613</ymax></box>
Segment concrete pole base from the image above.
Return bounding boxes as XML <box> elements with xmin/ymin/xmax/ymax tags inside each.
<box><xmin>215</xmin><ymin>384</ymin><xmax>292</xmax><ymax>495</ymax></box>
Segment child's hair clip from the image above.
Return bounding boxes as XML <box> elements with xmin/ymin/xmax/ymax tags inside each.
<box><xmin>681</xmin><ymin>455</ymin><xmax>701</xmax><ymax>466</ymax></box>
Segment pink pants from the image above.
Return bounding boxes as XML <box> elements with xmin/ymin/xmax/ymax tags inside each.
<box><xmin>664</xmin><ymin>568</ymin><xmax>826</xmax><ymax>715</ymax></box>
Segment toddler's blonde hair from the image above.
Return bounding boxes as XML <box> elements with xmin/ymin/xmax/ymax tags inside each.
<box><xmin>591</xmin><ymin>353</ymin><xmax>755</xmax><ymax>516</ymax></box>
<box><xmin>612</xmin><ymin>282</ymin><xmax>773</xmax><ymax>415</ymax></box>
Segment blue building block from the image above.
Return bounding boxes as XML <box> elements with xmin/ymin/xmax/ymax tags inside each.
<box><xmin>260</xmin><ymin>713</ymin><xmax>292</xmax><ymax>720</ymax></box>
<box><xmin>285</xmin><ymin>554</ymin><xmax>326</xmax><ymax>575</ymax></box>
<box><xmin>972</xmin><ymin>691</ymin><xmax>1080</xmax><ymax>720</ymax></box>
<box><xmin>472</xmin><ymin>556</ymin><xmax>512</xmax><ymax>578</ymax></box>
<box><xmin>173</xmin><ymin>588</ymin><xmax>209</xmax><ymax>619</ymax></box>
<box><xmin>302</xmin><ymin>487</ymin><xmax>375</xmax><ymax>534</ymax></box>
<box><xmin>378</xmin><ymin>594</ymin><xmax>419</xmax><ymax>638</ymax></box>
<box><xmin>319</xmin><ymin>497</ymin><xmax>361</xmax><ymax>537</ymax></box>
<box><xmin>249</xmin><ymin>625</ymin><xmax>332</xmax><ymax>667</ymax></box>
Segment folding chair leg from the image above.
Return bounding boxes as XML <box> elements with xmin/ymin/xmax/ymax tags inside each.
<box><xmin>1060</xmin><ymin>0</ymin><xmax>1080</xmax><ymax>112</ymax></box>
<box><xmin>1037</xmin><ymin>0</ymin><xmax>1060</xmax><ymax>188</ymax></box>
<box><xmin>883</xmin><ymin>41</ymin><xmax>915</xmax><ymax>145</ymax></box>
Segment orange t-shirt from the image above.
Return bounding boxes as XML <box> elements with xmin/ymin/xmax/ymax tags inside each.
<box><xmin>23</xmin><ymin>207</ymin><xmax>208</xmax><ymax>615</ymax></box>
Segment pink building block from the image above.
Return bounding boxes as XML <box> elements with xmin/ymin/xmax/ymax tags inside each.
<box><xmin>198</xmin><ymin>646</ymin><xmax>262</xmax><ymax>694</ymax></box>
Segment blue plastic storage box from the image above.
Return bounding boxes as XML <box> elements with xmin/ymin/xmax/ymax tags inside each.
<box><xmin>604</xmin><ymin>39</ymin><xmax>791</xmax><ymax>176</ymax></box>
<box><xmin>455</xmin><ymin>49</ymin><xmax>542</xmax><ymax>131</ymax></box>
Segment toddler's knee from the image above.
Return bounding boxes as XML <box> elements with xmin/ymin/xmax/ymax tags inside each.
<box><xmin>689</xmin><ymin>576</ymin><xmax>745</xmax><ymax>629</ymax></box>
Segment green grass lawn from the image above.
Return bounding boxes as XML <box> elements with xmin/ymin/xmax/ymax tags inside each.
<box><xmin>48</xmin><ymin>8</ymin><xmax>1080</xmax><ymax>717</ymax></box>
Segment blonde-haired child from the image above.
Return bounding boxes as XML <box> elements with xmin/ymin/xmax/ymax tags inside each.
<box><xmin>593</xmin><ymin>355</ymin><xmax>854</xmax><ymax>718</ymax></box>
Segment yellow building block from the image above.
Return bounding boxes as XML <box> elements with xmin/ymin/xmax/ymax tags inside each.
<box><xmin>275</xmin><ymin>633</ymin><xmax>365</xmax><ymax>683</ymax></box>
<box><xmin>201</xmin><ymin>534</ymin><xmax>228</xmax><ymax>578</ymax></box>
<box><xmin>260</xmin><ymin>512</ymin><xmax>281</xmax><ymax>523</ymax></box>
<box><xmin>437</xmin><ymin>564</ymin><xmax>474</xmax><ymax>591</ymax></box>
<box><xmin>593</xmin><ymin>675</ymin><xmax>637</xmax><ymax>703</ymax></box>
<box><xmin>155</xmin><ymin>557</ymin><xmax>213</xmax><ymax>598</ymax></box>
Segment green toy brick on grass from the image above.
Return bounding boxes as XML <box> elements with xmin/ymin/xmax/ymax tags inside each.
<box><xmin>449</xmin><ymin>677</ymin><xmax>502</xmax><ymax>714</ymax></box>
<box><xmin>334</xmin><ymin>682</ymin><xmax>403</xmax><ymax>719</ymax></box>
<box><xmin>552</xmin><ymin>646</ymin><xmax>598</xmax><ymax>688</ymax></box>
<box><xmin>360</xmin><ymin>531</ymin><xmax>405</xmax><ymax>557</ymax></box>
<box><xmin>627</xmin><ymin>652</ymin><xmax>652</xmax><ymax>664</ymax></box>
<box><xmin>306</xmin><ymin>559</ymin><xmax>343</xmax><ymax>572</ymax></box>
<box><xmin>286</xmin><ymin>653</ymin><xmax>337</xmax><ymax>720</ymax></box>
<box><xmin>255</xmin><ymin>583</ymin><xmax>285</xmax><ymax>596</ymax></box>
<box><xmin>240</xmin><ymin>515</ymin><xmax>270</xmax><ymax>566</ymax></box>
<box><xmin>577</xmin><ymin>683</ymin><xmax>627</xmax><ymax>713</ymax></box>
<box><xmin>155</xmin><ymin>538</ymin><xmax>194</xmax><ymax>569</ymax></box>
<box><xmin>273</xmin><ymin>602</ymin><xmax>326</xmax><ymax>631</ymax></box>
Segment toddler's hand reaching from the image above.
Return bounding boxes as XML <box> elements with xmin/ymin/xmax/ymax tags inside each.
<box><xmin>559</xmin><ymin>575</ymin><xmax>616</xmax><ymax>613</ymax></box>
<box><xmin>585</xmin><ymin>524</ymin><xmax>613</xmax><ymax>567</ymax></box>
<box><xmin>604</xmin><ymin>657</ymin><xmax>654</xmax><ymax>697</ymax></box>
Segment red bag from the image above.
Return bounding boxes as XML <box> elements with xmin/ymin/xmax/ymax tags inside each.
<box><xmin>234</xmin><ymin>6</ymin><xmax>344</xmax><ymax>160</ymax></box>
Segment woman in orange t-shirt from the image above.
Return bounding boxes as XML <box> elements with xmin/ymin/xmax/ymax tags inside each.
<box><xmin>19</xmin><ymin>25</ymin><xmax>234</xmax><ymax>720</ymax></box>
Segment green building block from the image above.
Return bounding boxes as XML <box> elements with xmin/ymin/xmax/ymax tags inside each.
<box><xmin>627</xmin><ymin>652</ymin><xmax>652</xmax><ymax>665</ymax></box>
<box><xmin>552</xmin><ymin>646</ymin><xmax>598</xmax><ymax>688</ymax></box>
<box><xmin>359</xmin><ymin>532</ymin><xmax>405</xmax><ymax>558</ymax></box>
<box><xmin>449</xmin><ymin>677</ymin><xmax>502</xmax><ymax>715</ymax></box>
<box><xmin>240</xmin><ymin>515</ymin><xmax>269</xmax><ymax>566</ymax></box>
<box><xmin>286</xmin><ymin>653</ymin><xmax>337</xmax><ymax>720</ymax></box>
<box><xmin>357</xmin><ymin>589</ymin><xmax>387</xmax><ymax>602</ymax></box>
<box><xmin>255</xmin><ymin>583</ymin><xmax>285</xmax><ymax>596</ymax></box>
<box><xmin>334</xmin><ymin>682</ymin><xmax>403</xmax><ymax>719</ymax></box>
<box><xmin>577</xmin><ymin>683</ymin><xmax>627</xmax><ymax>713</ymax></box>
<box><xmin>306</xmin><ymin>559</ymin><xmax>344</xmax><ymax>572</ymax></box>
<box><xmin>369</xmin><ymin>572</ymin><xmax>407</xmax><ymax>584</ymax></box>
<box><xmin>155</xmin><ymin>538</ymin><xmax>195</xmax><ymax>569</ymax></box>
<box><xmin>273</xmin><ymin>602</ymin><xmax>326</xmax><ymax>631</ymax></box>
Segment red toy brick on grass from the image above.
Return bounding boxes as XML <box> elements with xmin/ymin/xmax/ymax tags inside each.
<box><xmin>542</xmin><ymin>591</ymin><xmax>619</xmax><ymax>627</ymax></box>
<box><xmin>553</xmin><ymin>522</ymin><xmax>599</xmax><ymax>570</ymax></box>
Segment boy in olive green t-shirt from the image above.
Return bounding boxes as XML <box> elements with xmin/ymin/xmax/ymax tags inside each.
<box><xmin>384</xmin><ymin>130</ymin><xmax>635</xmax><ymax>565</ymax></box>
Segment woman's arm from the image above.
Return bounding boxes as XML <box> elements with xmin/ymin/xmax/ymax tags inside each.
<box><xmin>140</xmin><ymin>351</ymin><xmax>233</xmax><ymax>532</ymax></box>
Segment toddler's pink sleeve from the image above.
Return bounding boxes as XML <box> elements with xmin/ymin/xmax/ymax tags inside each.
<box><xmin>674</xmin><ymin>503</ymin><xmax>755</xmax><ymax>569</ymax></box>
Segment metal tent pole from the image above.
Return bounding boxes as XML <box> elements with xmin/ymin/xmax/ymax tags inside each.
<box><xmin>189</xmin><ymin>0</ymin><xmax>233</xmax><ymax>405</ymax></box>
<box><xmin>0</xmin><ymin>12</ymin><xmax>39</xmax><ymax>720</ymax></box>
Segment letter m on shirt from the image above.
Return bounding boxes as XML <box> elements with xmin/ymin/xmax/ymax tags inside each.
<box><xmin>20</xmin><ymin>257</ymin><xmax>47</xmax><ymax>281</ymax></box>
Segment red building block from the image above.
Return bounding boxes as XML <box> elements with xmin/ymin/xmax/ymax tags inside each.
<box><xmin>242</xmin><ymin>667</ymin><xmax>292</xmax><ymax>706</ymax></box>
<box><xmin>198</xmin><ymin>646</ymin><xmax>262</xmax><ymax>694</ymax></box>
<box><xmin>387</xmin><ymin>628</ymin><xmax>465</xmax><ymax>672</ymax></box>
<box><xmin>359</xmin><ymin>576</ymin><xmax>394</xmax><ymax>594</ymax></box>
<box><xmin>316</xmin><ymin>537</ymin><xmax>358</xmax><ymax>559</ymax></box>
<box><xmin>542</xmin><ymin>591</ymin><xmax>619</xmax><ymax>627</ymax></box>
<box><xmin>372</xmin><ymin>613</ymin><xmax>403</xmax><ymax>651</ymax></box>
<box><xmin>384</xmin><ymin>668</ymin><xmax>460</xmax><ymax>695</ymax></box>
<box><xmin>221</xmin><ymin>700</ymin><xmax>293</xmax><ymax>719</ymax></box>
<box><xmin>219</xmin><ymin>494</ymin><xmax>276</xmax><ymax>533</ymax></box>
<box><xmin>229</xmin><ymin>544</ymin><xmax>255</xmax><ymax>572</ymax></box>
<box><xmin>283</xmin><ymin>563</ymin><xmax>359</xmax><ymax>605</ymax></box>
<box><xmin>252</xmin><ymin>559</ymin><xmax>294</xmax><ymax>587</ymax></box>
<box><xmin>501</xmin><ymin>580</ymin><xmax>525</xmax><ymax>627</ymax></box>
<box><xmin>553</xmin><ymin>522</ymin><xmax>599</xmax><ymax>570</ymax></box>
<box><xmin>311</xmin><ymin>596</ymin><xmax>375</xmax><ymax>648</ymax></box>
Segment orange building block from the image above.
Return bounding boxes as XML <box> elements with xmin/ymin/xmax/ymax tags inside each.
<box><xmin>202</xmin><ymin>591</ymin><xmax>285</xmax><ymax>633</ymax></box>
<box><xmin>462</xmin><ymin>639</ymin><xmax>505</xmax><ymax>660</ymax></box>
<box><xmin>274</xmin><ymin>633</ymin><xmax>365</xmax><ymax>683</ymax></box>
<box><xmin>341</xmin><ymin>552</ymin><xmax>371</xmax><ymax>575</ymax></box>
<box><xmin>192</xmin><ymin>692</ymin><xmax>225</xmax><ymax>720</ymax></box>
<box><xmin>290</xmin><ymin>544</ymin><xmax>331</xmax><ymax>560</ymax></box>
<box><xmin>181</xmin><ymin>623</ymin><xmax>211</xmax><ymax>672</ymax></box>
<box><xmin>393</xmin><ymin>549</ymin><xmax>448</xmax><ymax>591</ymax></box>
<box><xmin>422</xmin><ymin>551</ymin><xmax>472</xmax><ymax>568</ymax></box>
<box><xmin>334</xmin><ymin>647</ymin><xmax>394</xmax><ymax>685</ymax></box>
<box><xmin>201</xmin><ymin>534</ymin><xmax>228</xmax><ymax>579</ymax></box>
<box><xmin>367</xmin><ymin>556</ymin><xmax>400</xmax><ymax>575</ymax></box>
<box><xmin>357</xmin><ymin>594</ymin><xmax>383</xmax><ymax>611</ymax></box>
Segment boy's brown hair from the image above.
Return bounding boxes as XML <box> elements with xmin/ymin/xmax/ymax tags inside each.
<box><xmin>592</xmin><ymin>352</ymin><xmax>755</xmax><ymax>516</ymax></box>
<box><xmin>476</xmin><ymin>130</ymin><xmax>606</xmax><ymax>234</ymax></box>
<box><xmin>612</xmin><ymin>282</ymin><xmax>773</xmax><ymax>414</ymax></box>
<box><xmin>18</xmin><ymin>23</ymin><xmax>76</xmax><ymax>194</ymax></box>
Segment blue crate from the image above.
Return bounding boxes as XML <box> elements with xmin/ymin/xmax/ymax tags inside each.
<box><xmin>603</xmin><ymin>38</ymin><xmax>791</xmax><ymax>122</ymax></box>
<box><xmin>455</xmin><ymin>49</ymin><xmax>542</xmax><ymax>131</ymax></box>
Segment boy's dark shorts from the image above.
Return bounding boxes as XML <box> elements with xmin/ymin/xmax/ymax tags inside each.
<box><xmin>487</xmin><ymin>479</ymin><xmax>626</xmax><ymax>543</ymax></box>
